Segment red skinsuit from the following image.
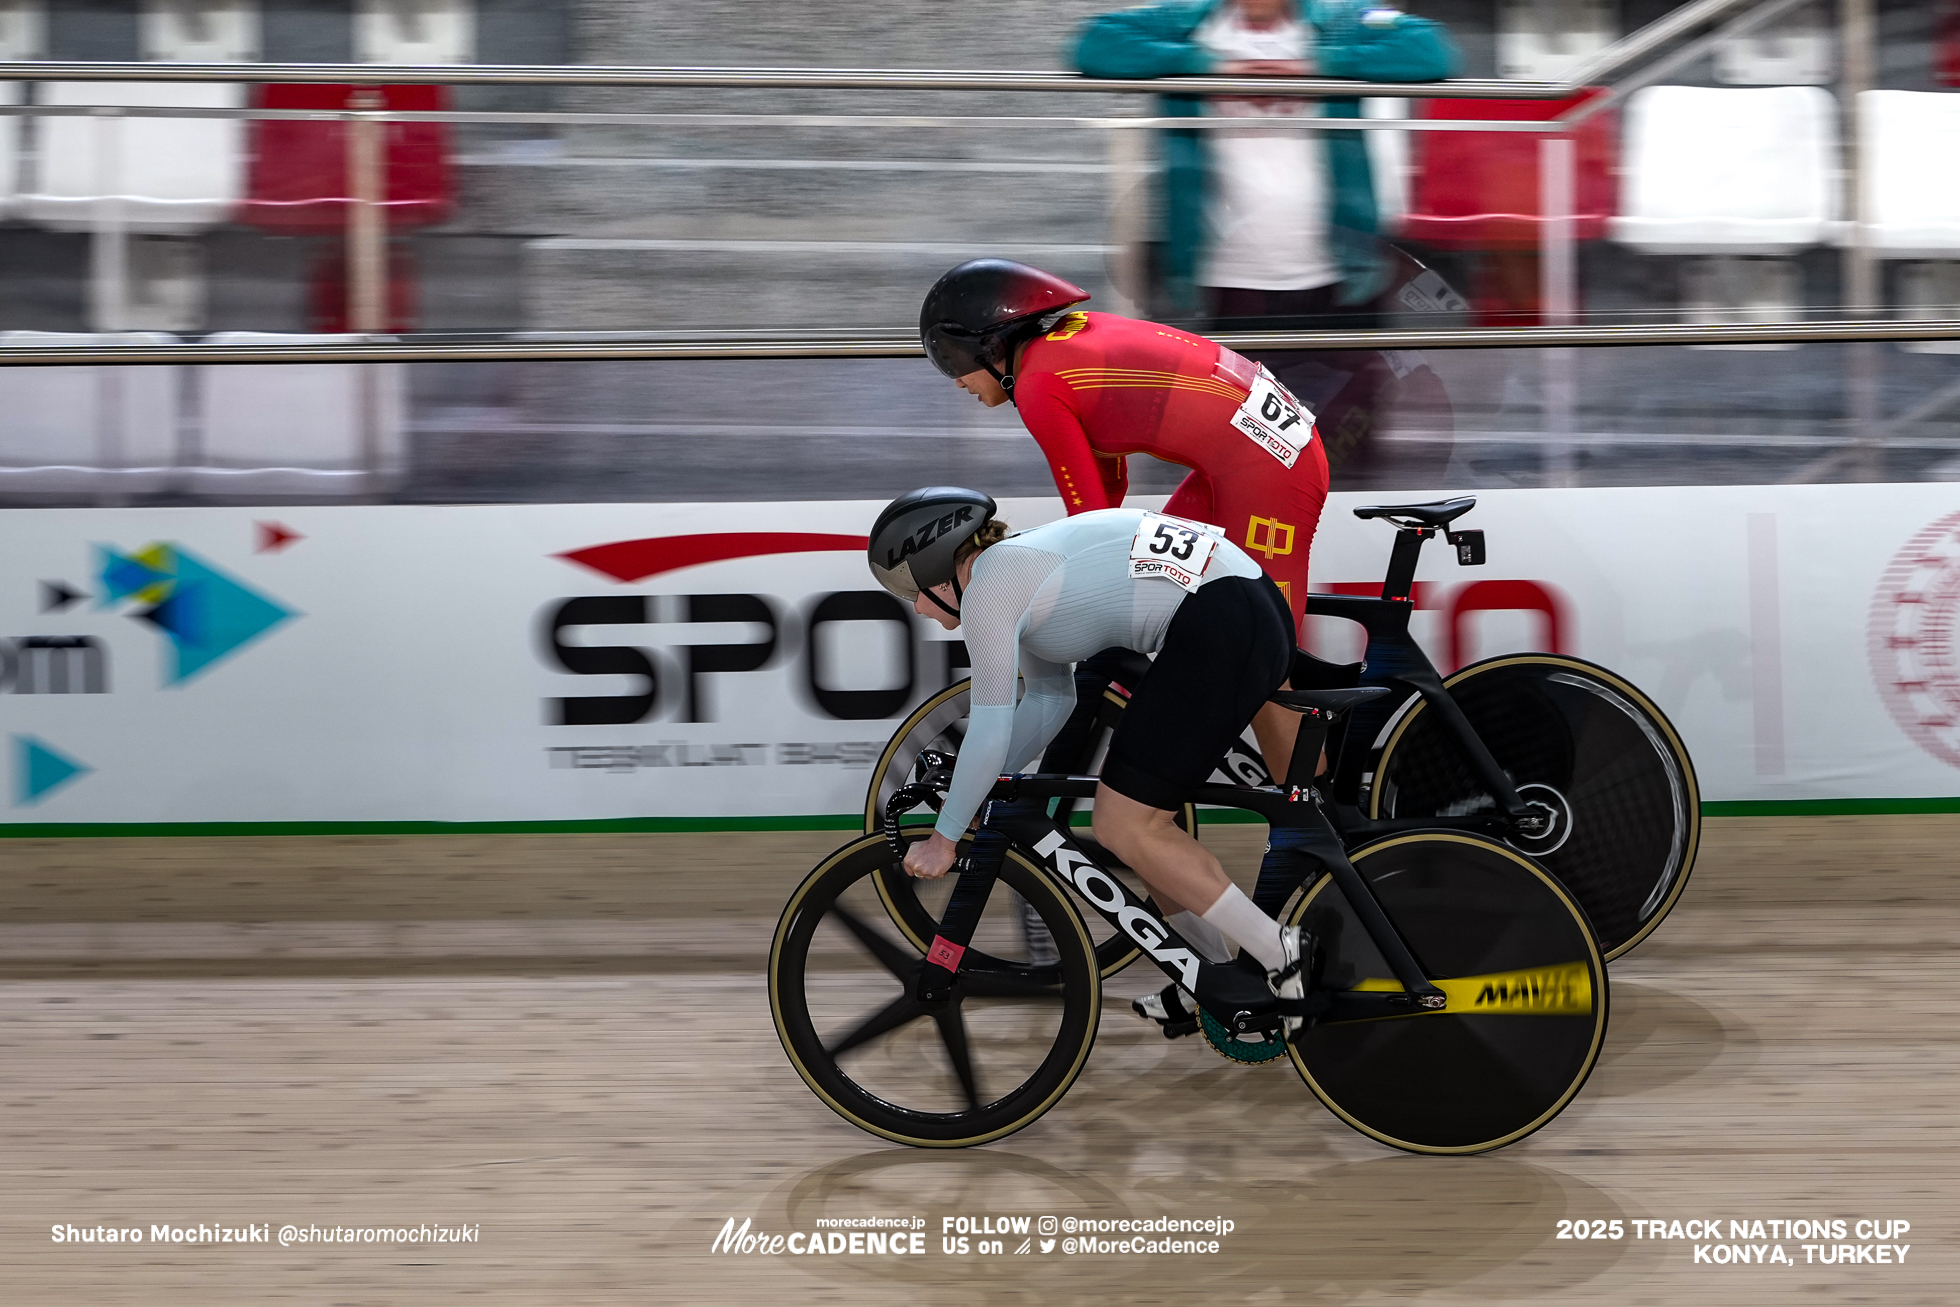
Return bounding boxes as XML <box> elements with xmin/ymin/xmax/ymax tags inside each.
<box><xmin>1012</xmin><ymin>311</ymin><xmax>1329</xmax><ymax>634</ymax></box>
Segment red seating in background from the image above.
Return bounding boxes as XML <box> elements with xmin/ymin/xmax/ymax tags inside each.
<box><xmin>239</xmin><ymin>84</ymin><xmax>454</xmax><ymax>332</ymax></box>
<box><xmin>1939</xmin><ymin>1</ymin><xmax>1960</xmax><ymax>88</ymax></box>
<box><xmin>1400</xmin><ymin>91</ymin><xmax>1617</xmax><ymax>324</ymax></box>
<box><xmin>240</xmin><ymin>83</ymin><xmax>454</xmax><ymax>232</ymax></box>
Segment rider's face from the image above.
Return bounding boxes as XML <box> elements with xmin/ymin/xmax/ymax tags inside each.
<box><xmin>955</xmin><ymin>369</ymin><xmax>1010</xmax><ymax>408</ymax></box>
<box><xmin>912</xmin><ymin>583</ymin><xmax>961</xmax><ymax>630</ymax></box>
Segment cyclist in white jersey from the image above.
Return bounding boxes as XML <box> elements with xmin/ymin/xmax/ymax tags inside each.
<box><xmin>867</xmin><ymin>487</ymin><xmax>1311</xmax><ymax>1027</ymax></box>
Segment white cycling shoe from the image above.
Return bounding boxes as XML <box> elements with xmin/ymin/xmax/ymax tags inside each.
<box><xmin>1131</xmin><ymin>984</ymin><xmax>1200</xmax><ymax>1038</ymax></box>
<box><xmin>1268</xmin><ymin>926</ymin><xmax>1316</xmax><ymax>1039</ymax></box>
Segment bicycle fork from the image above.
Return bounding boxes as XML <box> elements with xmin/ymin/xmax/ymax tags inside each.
<box><xmin>914</xmin><ymin>818</ymin><xmax>1012</xmax><ymax>1005</ymax></box>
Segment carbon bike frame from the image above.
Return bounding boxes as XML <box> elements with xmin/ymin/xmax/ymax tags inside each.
<box><xmin>911</xmin><ymin>775</ymin><xmax>1444</xmax><ymax>1033</ymax></box>
<box><xmin>1043</xmin><ymin>523</ymin><xmax>1541</xmax><ymax>858</ymax></box>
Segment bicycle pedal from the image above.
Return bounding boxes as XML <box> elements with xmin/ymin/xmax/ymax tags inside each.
<box><xmin>1161</xmin><ymin>1017</ymin><xmax>1200</xmax><ymax>1040</ymax></box>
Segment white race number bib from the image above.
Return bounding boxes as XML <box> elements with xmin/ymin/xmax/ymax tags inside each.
<box><xmin>1129</xmin><ymin>512</ymin><xmax>1223</xmax><ymax>592</ymax></box>
<box><xmin>1232</xmin><ymin>367</ymin><xmax>1315</xmax><ymax>468</ymax></box>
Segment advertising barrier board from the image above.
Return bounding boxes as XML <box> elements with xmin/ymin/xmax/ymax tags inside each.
<box><xmin>1</xmin><ymin>484</ymin><xmax>1956</xmax><ymax>830</ymax></box>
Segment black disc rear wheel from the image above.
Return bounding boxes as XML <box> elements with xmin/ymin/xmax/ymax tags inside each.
<box><xmin>1286</xmin><ymin>832</ymin><xmax>1608</xmax><ymax>1154</ymax></box>
<box><xmin>1369</xmin><ymin>654</ymin><xmax>1698</xmax><ymax>960</ymax></box>
<box><xmin>770</xmin><ymin>832</ymin><xmax>1101</xmax><ymax>1148</ymax></box>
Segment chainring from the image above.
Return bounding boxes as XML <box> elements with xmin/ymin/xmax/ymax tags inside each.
<box><xmin>1198</xmin><ymin>1007</ymin><xmax>1289</xmax><ymax>1064</ymax></box>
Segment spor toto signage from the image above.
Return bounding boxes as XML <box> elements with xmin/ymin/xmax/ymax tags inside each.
<box><xmin>2</xmin><ymin>488</ymin><xmax>1957</xmax><ymax>828</ymax></box>
<box><xmin>541</xmin><ymin>528</ymin><xmax>961</xmax><ymax>724</ymax></box>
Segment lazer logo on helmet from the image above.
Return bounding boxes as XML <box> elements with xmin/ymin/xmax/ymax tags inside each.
<box><xmin>1031</xmin><ymin>829</ymin><xmax>1201</xmax><ymax>990</ymax></box>
<box><xmin>885</xmin><ymin>506</ymin><xmax>975</xmax><ymax>569</ymax></box>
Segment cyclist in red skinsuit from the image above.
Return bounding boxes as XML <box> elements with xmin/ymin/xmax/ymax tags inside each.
<box><xmin>921</xmin><ymin>258</ymin><xmax>1328</xmax><ymax>777</ymax></box>
<box><xmin>1006</xmin><ymin>309</ymin><xmax>1329</xmax><ymax>636</ymax></box>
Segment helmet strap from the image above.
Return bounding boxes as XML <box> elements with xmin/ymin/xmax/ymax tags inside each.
<box><xmin>923</xmin><ymin>584</ymin><xmax>962</xmax><ymax>621</ymax></box>
<box><xmin>982</xmin><ymin>360</ymin><xmax>1017</xmax><ymax>408</ymax></box>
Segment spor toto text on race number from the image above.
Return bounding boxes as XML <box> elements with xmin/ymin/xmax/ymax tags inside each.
<box><xmin>1128</xmin><ymin>513</ymin><xmax>1223</xmax><ymax>593</ymax></box>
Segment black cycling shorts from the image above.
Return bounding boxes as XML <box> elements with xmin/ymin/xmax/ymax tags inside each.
<box><xmin>1100</xmin><ymin>574</ymin><xmax>1294</xmax><ymax>812</ymax></box>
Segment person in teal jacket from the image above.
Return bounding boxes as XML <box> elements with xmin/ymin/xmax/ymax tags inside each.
<box><xmin>1072</xmin><ymin>0</ymin><xmax>1459</xmax><ymax>319</ymax></box>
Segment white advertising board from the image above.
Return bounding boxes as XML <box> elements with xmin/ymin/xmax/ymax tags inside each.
<box><xmin>0</xmin><ymin>484</ymin><xmax>1955</xmax><ymax>829</ymax></box>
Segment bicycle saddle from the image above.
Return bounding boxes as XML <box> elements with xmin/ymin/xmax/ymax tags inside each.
<box><xmin>1353</xmin><ymin>496</ymin><xmax>1476</xmax><ymax>529</ymax></box>
<box><xmin>1290</xmin><ymin>647</ymin><xmax>1362</xmax><ymax>690</ymax></box>
<box><xmin>1268</xmin><ymin>685</ymin><xmax>1392</xmax><ymax>717</ymax></box>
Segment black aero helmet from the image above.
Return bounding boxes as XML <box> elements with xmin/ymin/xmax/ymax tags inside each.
<box><xmin>920</xmin><ymin>259</ymin><xmax>1090</xmax><ymax>393</ymax></box>
<box><xmin>869</xmin><ymin>486</ymin><xmax>998</xmax><ymax>609</ymax></box>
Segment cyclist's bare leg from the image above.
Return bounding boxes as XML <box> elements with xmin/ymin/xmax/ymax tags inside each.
<box><xmin>1252</xmin><ymin>694</ymin><xmax>1334</xmax><ymax>784</ymax></box>
<box><xmin>1251</xmin><ymin>700</ymin><xmax>1302</xmax><ymax>783</ymax></box>
<box><xmin>1091</xmin><ymin>785</ymin><xmax>1223</xmax><ymax>918</ymax></box>
<box><xmin>1091</xmin><ymin>784</ymin><xmax>1286</xmax><ymax>971</ymax></box>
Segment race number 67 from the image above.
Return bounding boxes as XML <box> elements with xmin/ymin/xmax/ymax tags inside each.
<box><xmin>1262</xmin><ymin>389</ymin><xmax>1302</xmax><ymax>430</ymax></box>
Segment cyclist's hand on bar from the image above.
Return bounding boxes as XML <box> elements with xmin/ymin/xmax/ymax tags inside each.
<box><xmin>904</xmin><ymin>833</ymin><xmax>959</xmax><ymax>880</ymax></box>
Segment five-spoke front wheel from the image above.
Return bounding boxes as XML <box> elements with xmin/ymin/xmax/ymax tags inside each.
<box><xmin>769</xmin><ymin>832</ymin><xmax>1102</xmax><ymax>1147</ymax></box>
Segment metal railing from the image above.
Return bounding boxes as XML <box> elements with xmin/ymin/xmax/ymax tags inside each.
<box><xmin>0</xmin><ymin>0</ymin><xmax>1920</xmax><ymax>499</ymax></box>
<box><xmin>0</xmin><ymin>0</ymin><xmax>1892</xmax><ymax>339</ymax></box>
<box><xmin>0</xmin><ymin>0</ymin><xmax>1883</xmax><ymax>340</ymax></box>
<box><xmin>0</xmin><ymin>319</ymin><xmax>1951</xmax><ymax>366</ymax></box>
<box><xmin>0</xmin><ymin>0</ymin><xmax>1941</xmax><ymax>504</ymax></box>
<box><xmin>0</xmin><ymin>61</ymin><xmax>1549</xmax><ymax>99</ymax></box>
<box><xmin>0</xmin><ymin>0</ymin><xmax>1773</xmax><ymax>97</ymax></box>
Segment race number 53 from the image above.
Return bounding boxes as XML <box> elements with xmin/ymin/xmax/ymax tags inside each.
<box><xmin>1129</xmin><ymin>512</ymin><xmax>1221</xmax><ymax>592</ymax></box>
<box><xmin>1148</xmin><ymin>520</ymin><xmax>1202</xmax><ymax>561</ymax></box>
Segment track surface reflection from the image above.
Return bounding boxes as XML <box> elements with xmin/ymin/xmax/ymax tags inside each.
<box><xmin>1</xmin><ymin>818</ymin><xmax>1953</xmax><ymax>1304</ymax></box>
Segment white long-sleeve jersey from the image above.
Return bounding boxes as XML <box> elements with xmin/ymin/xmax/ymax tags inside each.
<box><xmin>931</xmin><ymin>508</ymin><xmax>1264</xmax><ymax>840</ymax></box>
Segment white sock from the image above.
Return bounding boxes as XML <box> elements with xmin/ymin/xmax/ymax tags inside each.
<box><xmin>1168</xmin><ymin>910</ymin><xmax>1234</xmax><ymax>965</ymax></box>
<box><xmin>1200</xmin><ymin>884</ymin><xmax>1286</xmax><ymax>972</ymax></box>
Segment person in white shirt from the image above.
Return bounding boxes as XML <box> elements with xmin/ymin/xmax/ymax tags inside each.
<box><xmin>1194</xmin><ymin>0</ymin><xmax>1346</xmax><ymax>320</ymax></box>
<box><xmin>1073</xmin><ymin>0</ymin><xmax>1461</xmax><ymax>323</ymax></box>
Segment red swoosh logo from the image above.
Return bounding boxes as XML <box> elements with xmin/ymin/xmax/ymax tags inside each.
<box><xmin>558</xmin><ymin>532</ymin><xmax>869</xmax><ymax>584</ymax></box>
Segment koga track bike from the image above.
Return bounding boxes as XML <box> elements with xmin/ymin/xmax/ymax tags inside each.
<box><xmin>772</xmin><ymin>681</ymin><xmax>1609</xmax><ymax>1153</ymax></box>
<box><xmin>864</xmin><ymin>498</ymin><xmax>1699</xmax><ymax>965</ymax></box>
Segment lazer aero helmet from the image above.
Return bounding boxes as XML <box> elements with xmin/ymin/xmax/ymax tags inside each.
<box><xmin>868</xmin><ymin>486</ymin><xmax>998</xmax><ymax>616</ymax></box>
<box><xmin>919</xmin><ymin>259</ymin><xmax>1090</xmax><ymax>397</ymax></box>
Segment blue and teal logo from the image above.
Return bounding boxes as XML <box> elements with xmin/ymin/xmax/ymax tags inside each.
<box><xmin>14</xmin><ymin>734</ymin><xmax>90</xmax><ymax>806</ymax></box>
<box><xmin>97</xmin><ymin>542</ymin><xmax>297</xmax><ymax>684</ymax></box>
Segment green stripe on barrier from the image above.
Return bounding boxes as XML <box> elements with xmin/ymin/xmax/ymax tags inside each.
<box><xmin>0</xmin><ymin>797</ymin><xmax>1954</xmax><ymax>838</ymax></box>
<box><xmin>0</xmin><ymin>815</ymin><xmax>869</xmax><ymax>838</ymax></box>
<box><xmin>1698</xmin><ymin>797</ymin><xmax>1960</xmax><ymax>817</ymax></box>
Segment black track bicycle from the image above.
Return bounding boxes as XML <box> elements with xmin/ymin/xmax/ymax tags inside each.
<box><xmin>864</xmin><ymin>497</ymin><xmax>1699</xmax><ymax>965</ymax></box>
<box><xmin>771</xmin><ymin>683</ymin><xmax>1610</xmax><ymax>1153</ymax></box>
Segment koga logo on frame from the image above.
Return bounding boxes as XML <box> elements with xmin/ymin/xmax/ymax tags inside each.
<box><xmin>1032</xmin><ymin>830</ymin><xmax>1201</xmax><ymax>989</ymax></box>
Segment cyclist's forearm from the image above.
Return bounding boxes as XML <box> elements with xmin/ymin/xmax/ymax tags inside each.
<box><xmin>935</xmin><ymin>704</ymin><xmax>1017</xmax><ymax>840</ymax></box>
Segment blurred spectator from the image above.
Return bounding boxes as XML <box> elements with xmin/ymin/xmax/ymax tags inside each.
<box><xmin>1074</xmin><ymin>1</ymin><xmax>1460</xmax><ymax>489</ymax></box>
<box><xmin>1072</xmin><ymin>0</ymin><xmax>1459</xmax><ymax>324</ymax></box>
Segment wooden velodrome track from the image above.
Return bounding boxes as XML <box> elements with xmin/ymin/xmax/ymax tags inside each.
<box><xmin>1</xmin><ymin>816</ymin><xmax>1954</xmax><ymax>1305</ymax></box>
